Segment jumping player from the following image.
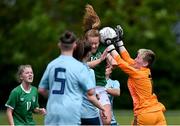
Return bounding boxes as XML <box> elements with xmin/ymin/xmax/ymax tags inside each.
<box><xmin>82</xmin><ymin>4</ymin><xmax>118</xmax><ymax>125</ymax></box>
<box><xmin>102</xmin><ymin>26</ymin><xmax>167</xmax><ymax>125</ymax></box>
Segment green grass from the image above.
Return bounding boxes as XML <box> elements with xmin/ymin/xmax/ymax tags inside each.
<box><xmin>0</xmin><ymin>110</ymin><xmax>180</xmax><ymax>125</ymax></box>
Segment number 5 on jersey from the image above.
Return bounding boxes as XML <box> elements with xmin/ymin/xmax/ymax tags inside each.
<box><xmin>52</xmin><ymin>67</ymin><xmax>66</xmax><ymax>94</ymax></box>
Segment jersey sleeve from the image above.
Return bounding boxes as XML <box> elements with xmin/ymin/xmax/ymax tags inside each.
<box><xmin>114</xmin><ymin>53</ymin><xmax>139</xmax><ymax>77</ymax></box>
<box><xmin>39</xmin><ymin>65</ymin><xmax>50</xmax><ymax>89</ymax></box>
<box><xmin>121</xmin><ymin>50</ymin><xmax>135</xmax><ymax>64</ymax></box>
<box><xmin>5</xmin><ymin>89</ymin><xmax>18</xmax><ymax>109</ymax></box>
<box><xmin>106</xmin><ymin>79</ymin><xmax>120</xmax><ymax>89</ymax></box>
<box><xmin>113</xmin><ymin>80</ymin><xmax>120</xmax><ymax>89</ymax></box>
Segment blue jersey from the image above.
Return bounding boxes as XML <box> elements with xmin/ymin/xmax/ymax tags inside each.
<box><xmin>39</xmin><ymin>55</ymin><xmax>95</xmax><ymax>125</ymax></box>
<box><xmin>105</xmin><ymin>79</ymin><xmax>120</xmax><ymax>125</ymax></box>
<box><xmin>81</xmin><ymin>64</ymin><xmax>99</xmax><ymax>119</ymax></box>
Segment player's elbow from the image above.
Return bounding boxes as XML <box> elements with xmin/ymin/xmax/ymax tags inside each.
<box><xmin>118</xmin><ymin>90</ymin><xmax>121</xmax><ymax>96</ymax></box>
<box><xmin>115</xmin><ymin>89</ymin><xmax>121</xmax><ymax>96</ymax></box>
<box><xmin>38</xmin><ymin>88</ymin><xmax>48</xmax><ymax>98</ymax></box>
<box><xmin>38</xmin><ymin>88</ymin><xmax>44</xmax><ymax>94</ymax></box>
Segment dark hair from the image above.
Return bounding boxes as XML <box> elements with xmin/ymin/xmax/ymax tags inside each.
<box><xmin>73</xmin><ymin>38</ymin><xmax>92</xmax><ymax>61</ymax></box>
<box><xmin>59</xmin><ymin>31</ymin><xmax>76</xmax><ymax>44</ymax></box>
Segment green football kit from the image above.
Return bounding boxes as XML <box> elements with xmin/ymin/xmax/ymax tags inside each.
<box><xmin>90</xmin><ymin>43</ymin><xmax>107</xmax><ymax>86</ymax></box>
<box><xmin>5</xmin><ymin>84</ymin><xmax>39</xmax><ymax>125</ymax></box>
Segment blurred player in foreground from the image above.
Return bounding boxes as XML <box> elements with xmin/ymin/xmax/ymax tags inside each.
<box><xmin>38</xmin><ymin>31</ymin><xmax>105</xmax><ymax>125</ymax></box>
<box><xmin>73</xmin><ymin>39</ymin><xmax>103</xmax><ymax>125</ymax></box>
<box><xmin>5</xmin><ymin>65</ymin><xmax>46</xmax><ymax>125</ymax></box>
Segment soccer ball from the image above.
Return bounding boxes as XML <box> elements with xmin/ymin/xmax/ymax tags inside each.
<box><xmin>99</xmin><ymin>27</ymin><xmax>117</xmax><ymax>44</ymax></box>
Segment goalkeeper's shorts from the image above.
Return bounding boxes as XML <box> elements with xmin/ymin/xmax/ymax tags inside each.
<box><xmin>133</xmin><ymin>110</ymin><xmax>167</xmax><ymax>125</ymax></box>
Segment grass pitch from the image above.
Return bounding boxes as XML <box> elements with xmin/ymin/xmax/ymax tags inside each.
<box><xmin>0</xmin><ymin>110</ymin><xmax>180</xmax><ymax>125</ymax></box>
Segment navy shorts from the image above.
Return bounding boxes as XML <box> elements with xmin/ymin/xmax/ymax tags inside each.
<box><xmin>81</xmin><ymin>117</ymin><xmax>101</xmax><ymax>125</ymax></box>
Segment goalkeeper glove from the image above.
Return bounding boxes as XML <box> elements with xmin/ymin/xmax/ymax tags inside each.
<box><xmin>114</xmin><ymin>25</ymin><xmax>124</xmax><ymax>47</ymax></box>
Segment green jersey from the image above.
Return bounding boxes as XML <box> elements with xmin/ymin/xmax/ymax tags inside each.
<box><xmin>5</xmin><ymin>84</ymin><xmax>39</xmax><ymax>125</ymax></box>
<box><xmin>90</xmin><ymin>43</ymin><xmax>107</xmax><ymax>86</ymax></box>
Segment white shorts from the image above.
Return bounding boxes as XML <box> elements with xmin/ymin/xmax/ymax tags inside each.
<box><xmin>95</xmin><ymin>86</ymin><xmax>110</xmax><ymax>106</ymax></box>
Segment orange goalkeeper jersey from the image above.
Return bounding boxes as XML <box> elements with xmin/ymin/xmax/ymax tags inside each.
<box><xmin>114</xmin><ymin>51</ymin><xmax>165</xmax><ymax>116</ymax></box>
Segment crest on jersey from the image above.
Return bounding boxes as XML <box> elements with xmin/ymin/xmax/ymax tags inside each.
<box><xmin>32</xmin><ymin>96</ymin><xmax>36</xmax><ymax>102</ymax></box>
<box><xmin>20</xmin><ymin>97</ymin><xmax>24</xmax><ymax>101</ymax></box>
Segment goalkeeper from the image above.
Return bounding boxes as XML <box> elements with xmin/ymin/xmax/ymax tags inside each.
<box><xmin>100</xmin><ymin>26</ymin><xmax>167</xmax><ymax>125</ymax></box>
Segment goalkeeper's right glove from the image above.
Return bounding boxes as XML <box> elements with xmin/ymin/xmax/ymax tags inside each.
<box><xmin>106</xmin><ymin>42</ymin><xmax>116</xmax><ymax>53</ymax></box>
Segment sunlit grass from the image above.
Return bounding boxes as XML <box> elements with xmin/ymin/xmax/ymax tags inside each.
<box><xmin>115</xmin><ymin>110</ymin><xmax>180</xmax><ymax>125</ymax></box>
<box><xmin>0</xmin><ymin>110</ymin><xmax>180</xmax><ymax>125</ymax></box>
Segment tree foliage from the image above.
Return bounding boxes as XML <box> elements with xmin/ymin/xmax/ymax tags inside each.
<box><xmin>0</xmin><ymin>0</ymin><xmax>180</xmax><ymax>109</ymax></box>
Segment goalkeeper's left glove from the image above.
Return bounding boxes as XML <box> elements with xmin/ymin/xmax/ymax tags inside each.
<box><xmin>114</xmin><ymin>25</ymin><xmax>124</xmax><ymax>47</ymax></box>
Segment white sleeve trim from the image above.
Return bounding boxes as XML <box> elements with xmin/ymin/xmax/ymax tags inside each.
<box><xmin>5</xmin><ymin>104</ymin><xmax>14</xmax><ymax>110</ymax></box>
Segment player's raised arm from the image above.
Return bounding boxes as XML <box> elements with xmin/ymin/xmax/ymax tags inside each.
<box><xmin>87</xmin><ymin>48</ymin><xmax>107</xmax><ymax>68</ymax></box>
<box><xmin>114</xmin><ymin>25</ymin><xmax>126</xmax><ymax>53</ymax></box>
<box><xmin>99</xmin><ymin>27</ymin><xmax>119</xmax><ymax>59</ymax></box>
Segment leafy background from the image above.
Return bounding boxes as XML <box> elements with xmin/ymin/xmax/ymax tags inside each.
<box><xmin>0</xmin><ymin>0</ymin><xmax>180</xmax><ymax>110</ymax></box>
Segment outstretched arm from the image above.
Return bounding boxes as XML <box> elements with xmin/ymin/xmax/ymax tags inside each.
<box><xmin>101</xmin><ymin>27</ymin><xmax>137</xmax><ymax>76</ymax></box>
<box><xmin>87</xmin><ymin>88</ymin><xmax>107</xmax><ymax>118</ymax></box>
<box><xmin>87</xmin><ymin>49</ymin><xmax>107</xmax><ymax>68</ymax></box>
<box><xmin>106</xmin><ymin>53</ymin><xmax>118</xmax><ymax>66</ymax></box>
<box><xmin>114</xmin><ymin>25</ymin><xmax>134</xmax><ymax>64</ymax></box>
<box><xmin>87</xmin><ymin>88</ymin><xmax>105</xmax><ymax>111</ymax></box>
<box><xmin>106</xmin><ymin>88</ymin><xmax>120</xmax><ymax>96</ymax></box>
<box><xmin>87</xmin><ymin>58</ymin><xmax>103</xmax><ymax>68</ymax></box>
<box><xmin>114</xmin><ymin>25</ymin><xmax>126</xmax><ymax>53</ymax></box>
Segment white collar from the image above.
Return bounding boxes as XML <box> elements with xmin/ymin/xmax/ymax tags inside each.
<box><xmin>20</xmin><ymin>84</ymin><xmax>31</xmax><ymax>93</ymax></box>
